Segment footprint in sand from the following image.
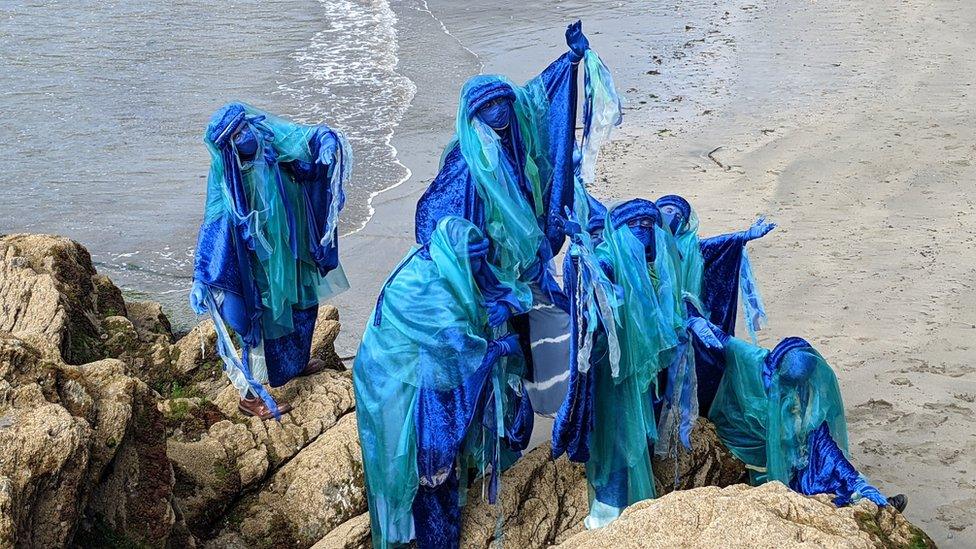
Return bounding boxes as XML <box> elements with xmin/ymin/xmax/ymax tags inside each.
<box><xmin>937</xmin><ymin>499</ymin><xmax>975</xmax><ymax>532</ymax></box>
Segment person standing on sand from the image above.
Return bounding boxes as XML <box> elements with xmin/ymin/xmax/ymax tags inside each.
<box><xmin>190</xmin><ymin>102</ymin><xmax>351</xmax><ymax>420</ymax></box>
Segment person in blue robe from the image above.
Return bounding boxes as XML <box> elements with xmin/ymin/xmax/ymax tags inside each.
<box><xmin>553</xmin><ymin>199</ymin><xmax>723</xmax><ymax>528</ymax></box>
<box><xmin>654</xmin><ymin>194</ymin><xmax>775</xmax><ymax>416</ymax></box>
<box><xmin>190</xmin><ymin>102</ymin><xmax>351</xmax><ymax>419</ymax></box>
<box><xmin>708</xmin><ymin>330</ymin><xmax>907</xmax><ymax>511</ymax></box>
<box><xmin>354</xmin><ymin>216</ymin><xmax>528</xmax><ymax>549</ymax></box>
<box><xmin>414</xmin><ymin>21</ymin><xmax>622</xmax><ymax>418</ymax></box>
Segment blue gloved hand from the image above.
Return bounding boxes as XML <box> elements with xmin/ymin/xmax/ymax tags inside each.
<box><xmin>495</xmin><ymin>333</ymin><xmax>522</xmax><ymax>357</ymax></box>
<box><xmin>486</xmin><ymin>300</ymin><xmax>513</xmax><ymax>328</ymax></box>
<box><xmin>686</xmin><ymin>317</ymin><xmax>724</xmax><ymax>349</ymax></box>
<box><xmin>743</xmin><ymin>216</ymin><xmax>776</xmax><ymax>242</ymax></box>
<box><xmin>467</xmin><ymin>238</ymin><xmax>490</xmax><ymax>260</ymax></box>
<box><xmin>189</xmin><ymin>279</ymin><xmax>208</xmax><ymax>315</ymax></box>
<box><xmin>316</xmin><ymin>131</ymin><xmax>339</xmax><ymax>165</ymax></box>
<box><xmin>562</xmin><ymin>206</ymin><xmax>583</xmax><ymax>237</ymax></box>
<box><xmin>565</xmin><ymin>20</ymin><xmax>589</xmax><ymax>62</ymax></box>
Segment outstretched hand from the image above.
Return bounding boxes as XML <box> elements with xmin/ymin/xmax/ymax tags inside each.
<box><xmin>685</xmin><ymin>317</ymin><xmax>724</xmax><ymax>349</ymax></box>
<box><xmin>565</xmin><ymin>20</ymin><xmax>589</xmax><ymax>62</ymax></box>
<box><xmin>189</xmin><ymin>280</ymin><xmax>208</xmax><ymax>315</ymax></box>
<box><xmin>744</xmin><ymin>216</ymin><xmax>776</xmax><ymax>242</ymax></box>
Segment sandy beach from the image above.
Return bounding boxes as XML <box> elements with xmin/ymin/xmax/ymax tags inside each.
<box><xmin>329</xmin><ymin>0</ymin><xmax>976</xmax><ymax>545</ymax></box>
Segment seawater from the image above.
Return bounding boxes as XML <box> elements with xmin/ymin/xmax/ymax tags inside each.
<box><xmin>0</xmin><ymin>0</ymin><xmax>415</xmax><ymax>330</ymax></box>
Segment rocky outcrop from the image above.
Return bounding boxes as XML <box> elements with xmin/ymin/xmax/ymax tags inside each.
<box><xmin>554</xmin><ymin>482</ymin><xmax>934</xmax><ymax>549</ymax></box>
<box><xmin>311</xmin><ymin>305</ymin><xmax>344</xmax><ymax>370</ymax></box>
<box><xmin>460</xmin><ymin>443</ymin><xmax>589</xmax><ymax>547</ymax></box>
<box><xmin>206</xmin><ymin>412</ymin><xmax>364</xmax><ymax>547</ymax></box>
<box><xmin>651</xmin><ymin>419</ymin><xmax>747</xmax><ymax>495</ymax></box>
<box><xmin>0</xmin><ymin>234</ymin><xmax>106</xmax><ymax>364</ymax></box>
<box><xmin>168</xmin><ymin>370</ymin><xmax>356</xmax><ymax>538</ymax></box>
<box><xmin>0</xmin><ymin>234</ymin><xmax>354</xmax><ymax>547</ymax></box>
<box><xmin>310</xmin><ymin>513</ymin><xmax>371</xmax><ymax>549</ymax></box>
<box><xmin>0</xmin><ymin>334</ymin><xmax>180</xmax><ymax>547</ymax></box>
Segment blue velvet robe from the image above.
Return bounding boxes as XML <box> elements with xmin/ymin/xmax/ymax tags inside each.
<box><xmin>408</xmin><ymin>53</ymin><xmax>578</xmax><ymax>549</ymax></box>
<box><xmin>194</xmin><ymin>126</ymin><xmax>343</xmax><ymax>388</ymax></box>
<box><xmin>694</xmin><ymin>232</ymin><xmax>750</xmax><ymax>413</ymax></box>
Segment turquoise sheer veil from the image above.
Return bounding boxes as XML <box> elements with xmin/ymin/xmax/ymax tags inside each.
<box><xmin>355</xmin><ymin>216</ymin><xmax>492</xmax><ymax>549</ymax></box>
<box><xmin>708</xmin><ymin>337</ymin><xmax>771</xmax><ymax>477</ymax></box>
<box><xmin>766</xmin><ymin>343</ymin><xmax>849</xmax><ymax>484</ymax></box>
<box><xmin>361</xmin><ymin>216</ymin><xmax>491</xmax><ymax>391</ymax></box>
<box><xmin>580</xmin><ymin>49</ymin><xmax>622</xmax><ymax>186</ymax></box>
<box><xmin>455</xmin><ymin>75</ymin><xmax>551</xmax><ymax>303</ymax></box>
<box><xmin>671</xmin><ymin>205</ymin><xmax>705</xmax><ymax>301</ymax></box>
<box><xmin>597</xmin><ymin>207</ymin><xmax>678</xmax><ymax>390</ymax></box>
<box><xmin>709</xmin><ymin>338</ymin><xmax>849</xmax><ymax>486</ymax></box>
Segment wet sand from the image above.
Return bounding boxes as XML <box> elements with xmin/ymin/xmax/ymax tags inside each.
<box><xmin>336</xmin><ymin>0</ymin><xmax>975</xmax><ymax>545</ymax></box>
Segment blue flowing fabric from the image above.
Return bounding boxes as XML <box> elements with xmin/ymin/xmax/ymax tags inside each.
<box><xmin>554</xmin><ymin>200</ymin><xmax>680</xmax><ymax>529</ymax></box>
<box><xmin>709</xmin><ymin>335</ymin><xmax>887</xmax><ymax>506</ymax></box>
<box><xmin>414</xmin><ymin>30</ymin><xmax>620</xmax><ymax>418</ymax></box>
<box><xmin>654</xmin><ymin>194</ymin><xmax>768</xmax><ymax>415</ymax></box>
<box><xmin>193</xmin><ymin>102</ymin><xmax>351</xmax><ymax>414</ymax></box>
<box><xmin>355</xmin><ymin>216</ymin><xmax>531</xmax><ymax>549</ymax></box>
<box><xmin>414</xmin><ymin>50</ymin><xmax>579</xmax><ymax>307</ymax></box>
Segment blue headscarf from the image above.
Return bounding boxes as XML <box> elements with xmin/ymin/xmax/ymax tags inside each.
<box><xmin>452</xmin><ymin>74</ymin><xmax>553</xmax><ymax>308</ymax></box>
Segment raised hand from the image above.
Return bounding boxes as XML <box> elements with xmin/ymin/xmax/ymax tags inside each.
<box><xmin>565</xmin><ymin>20</ymin><xmax>589</xmax><ymax>62</ymax></box>
<box><xmin>743</xmin><ymin>216</ymin><xmax>776</xmax><ymax>242</ymax></box>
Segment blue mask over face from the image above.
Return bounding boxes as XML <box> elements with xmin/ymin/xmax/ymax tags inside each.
<box><xmin>778</xmin><ymin>350</ymin><xmax>819</xmax><ymax>388</ymax></box>
<box><xmin>659</xmin><ymin>204</ymin><xmax>684</xmax><ymax>234</ymax></box>
<box><xmin>476</xmin><ymin>98</ymin><xmax>514</xmax><ymax>130</ymax></box>
<box><xmin>626</xmin><ymin>218</ymin><xmax>656</xmax><ymax>261</ymax></box>
<box><xmin>234</xmin><ymin>125</ymin><xmax>259</xmax><ymax>159</ymax></box>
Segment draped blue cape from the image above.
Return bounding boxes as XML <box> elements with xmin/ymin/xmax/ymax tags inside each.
<box><xmin>695</xmin><ymin>231</ymin><xmax>750</xmax><ymax>413</ymax></box>
<box><xmin>194</xmin><ymin>103</ymin><xmax>347</xmax><ymax>400</ymax></box>
<box><xmin>414</xmin><ymin>52</ymin><xmax>579</xmax><ymax>309</ymax></box>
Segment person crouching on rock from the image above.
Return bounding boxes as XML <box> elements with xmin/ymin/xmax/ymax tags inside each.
<box><xmin>189</xmin><ymin>102</ymin><xmax>352</xmax><ymax>420</ymax></box>
<box><xmin>707</xmin><ymin>328</ymin><xmax>908</xmax><ymax>512</ymax></box>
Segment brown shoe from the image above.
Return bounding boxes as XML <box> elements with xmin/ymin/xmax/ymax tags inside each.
<box><xmin>298</xmin><ymin>358</ymin><xmax>328</xmax><ymax>378</ymax></box>
<box><xmin>238</xmin><ymin>397</ymin><xmax>293</xmax><ymax>420</ymax></box>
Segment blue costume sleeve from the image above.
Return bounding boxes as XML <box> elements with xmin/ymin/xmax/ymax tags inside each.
<box><xmin>536</xmin><ymin>52</ymin><xmax>580</xmax><ymax>257</ymax></box>
<box><xmin>696</xmin><ymin>232</ymin><xmax>747</xmax><ymax>414</ymax></box>
<box><xmin>193</xmin><ymin>212</ymin><xmax>263</xmax><ymax>348</ymax></box>
<box><xmin>415</xmin><ymin>146</ymin><xmax>486</xmax><ymax>246</ymax></box>
<box><xmin>699</xmin><ymin>232</ymin><xmax>747</xmax><ymax>333</ymax></box>
<box><xmin>790</xmin><ymin>422</ymin><xmax>888</xmax><ymax>507</ymax></box>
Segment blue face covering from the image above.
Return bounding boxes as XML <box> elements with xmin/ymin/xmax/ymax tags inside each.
<box><xmin>476</xmin><ymin>98</ymin><xmax>515</xmax><ymax>130</ymax></box>
<box><xmin>234</xmin><ymin>125</ymin><xmax>259</xmax><ymax>159</ymax></box>
<box><xmin>656</xmin><ymin>195</ymin><xmax>692</xmax><ymax>235</ymax></box>
<box><xmin>626</xmin><ymin>219</ymin><xmax>656</xmax><ymax>261</ymax></box>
